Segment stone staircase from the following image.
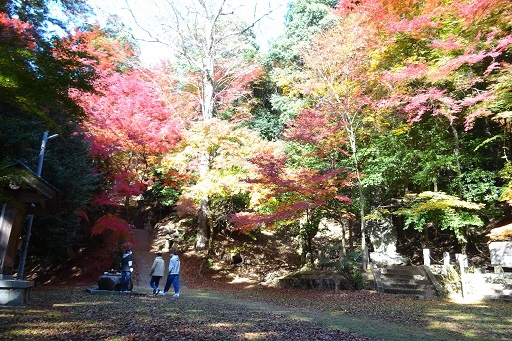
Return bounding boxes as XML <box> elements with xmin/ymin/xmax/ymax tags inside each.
<box><xmin>371</xmin><ymin>265</ymin><xmax>441</xmax><ymax>299</ymax></box>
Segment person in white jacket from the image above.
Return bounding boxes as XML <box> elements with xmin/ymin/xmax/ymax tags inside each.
<box><xmin>161</xmin><ymin>249</ymin><xmax>180</xmax><ymax>297</ymax></box>
<box><xmin>149</xmin><ymin>252</ymin><xmax>165</xmax><ymax>296</ymax></box>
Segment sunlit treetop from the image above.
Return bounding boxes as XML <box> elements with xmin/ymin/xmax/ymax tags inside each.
<box><xmin>2</xmin><ymin>0</ymin><xmax>91</xmax><ymax>33</ymax></box>
<box><xmin>335</xmin><ymin>0</ymin><xmax>512</xmax><ymax>130</ymax></box>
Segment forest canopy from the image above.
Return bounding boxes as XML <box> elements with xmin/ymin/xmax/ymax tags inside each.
<box><xmin>1</xmin><ymin>0</ymin><xmax>511</xmax><ymax>272</ymax></box>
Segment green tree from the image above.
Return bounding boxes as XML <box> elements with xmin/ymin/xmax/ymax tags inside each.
<box><xmin>1</xmin><ymin>0</ymin><xmax>90</xmax><ymax>30</ymax></box>
<box><xmin>253</xmin><ymin>0</ymin><xmax>339</xmax><ymax>141</ymax></box>
<box><xmin>0</xmin><ymin>108</ymin><xmax>99</xmax><ymax>258</ymax></box>
<box><xmin>0</xmin><ymin>6</ymin><xmax>100</xmax><ymax>263</ymax></box>
<box><xmin>0</xmin><ymin>13</ymin><xmax>96</xmax><ymax>127</ymax></box>
<box><xmin>336</xmin><ymin>0</ymin><xmax>511</xmax><ymax>255</ymax></box>
<box><xmin>395</xmin><ymin>191</ymin><xmax>485</xmax><ymax>253</ymax></box>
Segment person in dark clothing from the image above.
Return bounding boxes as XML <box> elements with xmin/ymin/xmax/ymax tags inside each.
<box><xmin>119</xmin><ymin>249</ymin><xmax>133</xmax><ymax>292</ymax></box>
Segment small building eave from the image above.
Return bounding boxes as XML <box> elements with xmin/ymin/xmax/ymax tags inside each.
<box><xmin>1</xmin><ymin>161</ymin><xmax>60</xmax><ymax>214</ymax></box>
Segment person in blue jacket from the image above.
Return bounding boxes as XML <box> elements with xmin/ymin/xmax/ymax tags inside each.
<box><xmin>161</xmin><ymin>249</ymin><xmax>180</xmax><ymax>297</ymax></box>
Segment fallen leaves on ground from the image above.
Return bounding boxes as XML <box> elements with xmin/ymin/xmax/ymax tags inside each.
<box><xmin>0</xmin><ymin>286</ymin><xmax>379</xmax><ymax>340</ymax></box>
<box><xmin>1</xmin><ymin>282</ymin><xmax>510</xmax><ymax>340</ymax></box>
<box><xmin>13</xmin><ymin>250</ymin><xmax>512</xmax><ymax>340</ymax></box>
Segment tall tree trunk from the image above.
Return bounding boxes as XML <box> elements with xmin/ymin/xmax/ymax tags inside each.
<box><xmin>196</xmin><ymin>151</ymin><xmax>210</xmax><ymax>250</ymax></box>
<box><xmin>348</xmin><ymin>219</ymin><xmax>354</xmax><ymax>249</ymax></box>
<box><xmin>195</xmin><ymin>14</ymin><xmax>215</xmax><ymax>250</ymax></box>
<box><xmin>306</xmin><ymin>233</ymin><xmax>314</xmax><ymax>265</ymax></box>
<box><xmin>450</xmin><ymin>122</ymin><xmax>463</xmax><ymax>195</ymax></box>
<box><xmin>357</xmin><ymin>173</ymin><xmax>366</xmax><ymax>269</ymax></box>
<box><xmin>337</xmin><ymin>208</ymin><xmax>347</xmax><ymax>263</ymax></box>
<box><xmin>196</xmin><ymin>197</ymin><xmax>209</xmax><ymax>250</ymax></box>
<box><xmin>346</xmin><ymin>116</ymin><xmax>367</xmax><ymax>269</ymax></box>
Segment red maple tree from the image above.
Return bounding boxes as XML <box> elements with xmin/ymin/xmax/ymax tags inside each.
<box><xmin>74</xmin><ymin>68</ymin><xmax>186</xmax><ymax>209</ymax></box>
<box><xmin>229</xmin><ymin>149</ymin><xmax>353</xmax><ymax>233</ymax></box>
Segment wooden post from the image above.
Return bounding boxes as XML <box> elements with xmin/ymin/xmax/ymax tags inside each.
<box><xmin>423</xmin><ymin>249</ymin><xmax>430</xmax><ymax>266</ymax></box>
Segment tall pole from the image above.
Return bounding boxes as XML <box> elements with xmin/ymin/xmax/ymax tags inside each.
<box><xmin>17</xmin><ymin>132</ymin><xmax>58</xmax><ymax>280</ymax></box>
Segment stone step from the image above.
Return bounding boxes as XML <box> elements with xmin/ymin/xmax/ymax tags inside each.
<box><xmin>464</xmin><ymin>285</ymin><xmax>512</xmax><ymax>295</ymax></box>
<box><xmin>382</xmin><ymin>281</ymin><xmax>435</xmax><ymax>290</ymax></box>
<box><xmin>380</xmin><ymin>275</ymin><xmax>431</xmax><ymax>284</ymax></box>
<box><xmin>380</xmin><ymin>265</ymin><xmax>420</xmax><ymax>270</ymax></box>
<box><xmin>373</xmin><ymin>265</ymin><xmax>441</xmax><ymax>299</ymax></box>
<box><xmin>486</xmin><ymin>294</ymin><xmax>512</xmax><ymax>301</ymax></box>
<box><xmin>464</xmin><ymin>281</ymin><xmax>512</xmax><ymax>288</ymax></box>
<box><xmin>383</xmin><ymin>287</ymin><xmax>438</xmax><ymax>298</ymax></box>
<box><xmin>380</xmin><ymin>269</ymin><xmax>425</xmax><ymax>276</ymax></box>
<box><xmin>464</xmin><ymin>279</ymin><xmax>512</xmax><ymax>288</ymax></box>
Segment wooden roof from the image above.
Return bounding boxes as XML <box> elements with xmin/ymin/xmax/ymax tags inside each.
<box><xmin>1</xmin><ymin>162</ymin><xmax>59</xmax><ymax>214</ymax></box>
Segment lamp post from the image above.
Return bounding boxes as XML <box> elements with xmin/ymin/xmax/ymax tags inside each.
<box><xmin>17</xmin><ymin>131</ymin><xmax>58</xmax><ymax>280</ymax></box>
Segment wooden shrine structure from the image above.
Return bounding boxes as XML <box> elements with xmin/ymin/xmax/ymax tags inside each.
<box><xmin>0</xmin><ymin>162</ymin><xmax>59</xmax><ymax>306</ymax></box>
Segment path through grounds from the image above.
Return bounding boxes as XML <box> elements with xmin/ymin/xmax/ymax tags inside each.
<box><xmin>5</xmin><ymin>228</ymin><xmax>498</xmax><ymax>340</ymax></box>
<box><xmin>131</xmin><ymin>228</ymin><xmax>186</xmax><ymax>294</ymax></box>
<box><xmin>112</xmin><ymin>229</ymin><xmax>464</xmax><ymax>341</ymax></box>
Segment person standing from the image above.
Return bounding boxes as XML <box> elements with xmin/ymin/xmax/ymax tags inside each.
<box><xmin>150</xmin><ymin>252</ymin><xmax>165</xmax><ymax>296</ymax></box>
<box><xmin>119</xmin><ymin>249</ymin><xmax>133</xmax><ymax>292</ymax></box>
<box><xmin>161</xmin><ymin>250</ymin><xmax>180</xmax><ymax>297</ymax></box>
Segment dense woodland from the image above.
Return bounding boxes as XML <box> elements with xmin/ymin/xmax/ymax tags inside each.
<box><xmin>1</xmin><ymin>0</ymin><xmax>511</xmax><ymax>281</ymax></box>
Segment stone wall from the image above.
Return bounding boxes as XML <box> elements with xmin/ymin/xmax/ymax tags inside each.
<box><xmin>275</xmin><ymin>271</ymin><xmax>350</xmax><ymax>291</ymax></box>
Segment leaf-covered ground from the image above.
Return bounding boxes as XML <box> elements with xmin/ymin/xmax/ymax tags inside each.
<box><xmin>181</xmin><ymin>249</ymin><xmax>512</xmax><ymax>340</ymax></box>
<box><xmin>1</xmin><ymin>281</ymin><xmax>510</xmax><ymax>340</ymax></box>
<box><xmin>0</xmin><ymin>286</ymin><xmax>377</xmax><ymax>341</ymax></box>
<box><xmin>11</xmin><ymin>230</ymin><xmax>511</xmax><ymax>340</ymax></box>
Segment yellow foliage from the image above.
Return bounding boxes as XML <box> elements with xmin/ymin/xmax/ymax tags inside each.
<box><xmin>391</xmin><ymin>123</ymin><xmax>412</xmax><ymax>136</ymax></box>
<box><xmin>162</xmin><ymin>119</ymin><xmax>285</xmax><ymax>215</ymax></box>
<box><xmin>401</xmin><ymin>191</ymin><xmax>485</xmax><ymax>215</ymax></box>
<box><xmin>487</xmin><ymin>224</ymin><xmax>512</xmax><ymax>242</ymax></box>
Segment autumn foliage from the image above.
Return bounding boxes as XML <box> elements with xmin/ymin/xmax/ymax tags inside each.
<box><xmin>36</xmin><ymin>0</ymin><xmax>509</xmax><ymax>267</ymax></box>
<box><xmin>229</xmin><ymin>150</ymin><xmax>353</xmax><ymax>232</ymax></box>
<box><xmin>337</xmin><ymin>0</ymin><xmax>512</xmax><ymax>130</ymax></box>
<box><xmin>91</xmin><ymin>214</ymin><xmax>133</xmax><ymax>240</ymax></box>
<box><xmin>0</xmin><ymin>13</ymin><xmax>35</xmax><ymax>48</ymax></box>
<box><xmin>73</xmin><ymin>64</ymin><xmax>187</xmax><ymax>208</ymax></box>
<box><xmin>89</xmin><ymin>214</ymin><xmax>135</xmax><ymax>270</ymax></box>
<box><xmin>58</xmin><ymin>25</ymin><xmax>137</xmax><ymax>74</ymax></box>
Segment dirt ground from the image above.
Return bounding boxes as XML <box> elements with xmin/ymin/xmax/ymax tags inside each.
<box><xmin>19</xmin><ymin>222</ymin><xmax>512</xmax><ymax>341</ymax></box>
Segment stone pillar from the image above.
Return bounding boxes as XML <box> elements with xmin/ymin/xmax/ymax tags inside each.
<box><xmin>442</xmin><ymin>252</ymin><xmax>450</xmax><ymax>275</ymax></box>
<box><xmin>456</xmin><ymin>253</ymin><xmax>466</xmax><ymax>298</ymax></box>
<box><xmin>423</xmin><ymin>249</ymin><xmax>430</xmax><ymax>266</ymax></box>
<box><xmin>443</xmin><ymin>252</ymin><xmax>450</xmax><ymax>266</ymax></box>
